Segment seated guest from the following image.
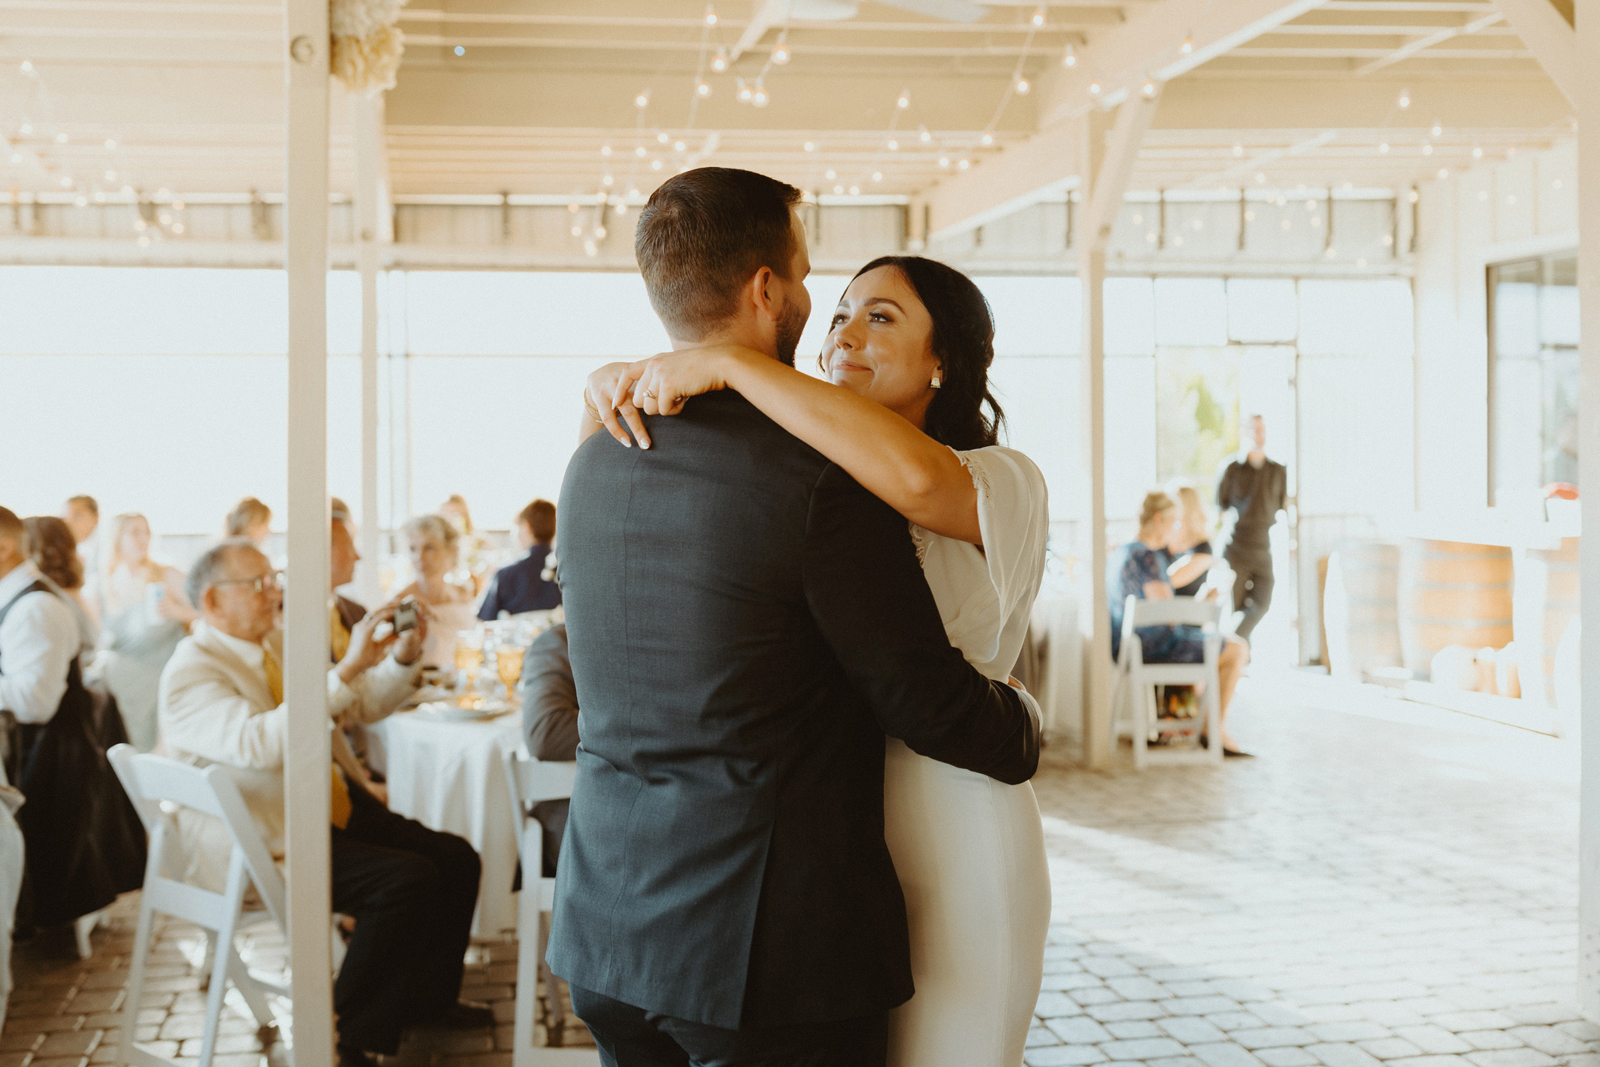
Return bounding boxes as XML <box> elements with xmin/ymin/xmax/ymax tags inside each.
<box><xmin>1109</xmin><ymin>491</ymin><xmax>1250</xmax><ymax>756</ymax></box>
<box><xmin>519</xmin><ymin>621</ymin><xmax>576</xmax><ymax>876</ymax></box>
<box><xmin>394</xmin><ymin>514</ymin><xmax>477</xmax><ymax>670</ymax></box>
<box><xmin>224</xmin><ymin>496</ymin><xmax>273</xmax><ymax>548</ymax></box>
<box><xmin>159</xmin><ymin>540</ymin><xmax>492</xmax><ymax>1067</ymax></box>
<box><xmin>0</xmin><ymin>507</ymin><xmax>81</xmax><ymax>731</ymax></box>
<box><xmin>23</xmin><ymin>516</ymin><xmax>98</xmax><ymax>663</ymax></box>
<box><xmin>1166</xmin><ymin>484</ymin><xmax>1217</xmax><ymax>597</ymax></box>
<box><xmin>328</xmin><ymin>498</ymin><xmax>405</xmax><ymax>800</ymax></box>
<box><xmin>439</xmin><ymin>494</ymin><xmax>491</xmax><ymax>594</ymax></box>
<box><xmin>479</xmin><ymin>500</ymin><xmax>561</xmax><ymax>620</ymax></box>
<box><xmin>97</xmin><ymin>513</ymin><xmax>198</xmax><ymax>751</ymax></box>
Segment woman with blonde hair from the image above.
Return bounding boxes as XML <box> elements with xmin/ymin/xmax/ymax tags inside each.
<box><xmin>1109</xmin><ymin>491</ymin><xmax>1250</xmax><ymax>755</ymax></box>
<box><xmin>224</xmin><ymin>496</ymin><xmax>273</xmax><ymax>547</ymax></box>
<box><xmin>1166</xmin><ymin>483</ymin><xmax>1217</xmax><ymax>597</ymax></box>
<box><xmin>394</xmin><ymin>513</ymin><xmax>477</xmax><ymax>669</ymax></box>
<box><xmin>97</xmin><ymin>512</ymin><xmax>197</xmax><ymax>749</ymax></box>
<box><xmin>438</xmin><ymin>494</ymin><xmax>491</xmax><ymax>592</ymax></box>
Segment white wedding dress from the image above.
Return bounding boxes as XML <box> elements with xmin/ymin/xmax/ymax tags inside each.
<box><xmin>886</xmin><ymin>445</ymin><xmax>1053</xmax><ymax>1067</ymax></box>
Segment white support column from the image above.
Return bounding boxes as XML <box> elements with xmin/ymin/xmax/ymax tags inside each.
<box><xmin>352</xmin><ymin>93</ymin><xmax>385</xmax><ymax>602</ymax></box>
<box><xmin>284</xmin><ymin>3</ymin><xmax>333</xmax><ymax>1065</ymax></box>
<box><xmin>1575</xmin><ymin>0</ymin><xmax>1600</xmax><ymax>1021</ymax></box>
<box><xmin>1076</xmin><ymin>91</ymin><xmax>1161</xmax><ymax>770</ymax></box>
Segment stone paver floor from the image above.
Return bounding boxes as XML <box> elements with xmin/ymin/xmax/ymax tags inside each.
<box><xmin>0</xmin><ymin>674</ymin><xmax>1587</xmax><ymax>1067</ymax></box>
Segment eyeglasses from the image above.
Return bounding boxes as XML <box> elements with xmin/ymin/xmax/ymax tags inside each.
<box><xmin>214</xmin><ymin>572</ymin><xmax>283</xmax><ymax>594</ymax></box>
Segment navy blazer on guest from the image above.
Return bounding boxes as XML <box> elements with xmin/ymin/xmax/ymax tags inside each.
<box><xmin>478</xmin><ymin>545</ymin><xmax>562</xmax><ymax>620</ymax></box>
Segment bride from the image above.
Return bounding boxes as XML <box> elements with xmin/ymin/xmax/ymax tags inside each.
<box><xmin>585</xmin><ymin>255</ymin><xmax>1051</xmax><ymax>1067</ymax></box>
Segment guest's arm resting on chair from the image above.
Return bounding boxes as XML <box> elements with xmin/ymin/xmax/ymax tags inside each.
<box><xmin>802</xmin><ymin>465</ymin><xmax>1038</xmax><ymax>785</ymax></box>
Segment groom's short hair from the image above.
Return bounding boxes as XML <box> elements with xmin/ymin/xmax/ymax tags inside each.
<box><xmin>635</xmin><ymin>167</ymin><xmax>803</xmax><ymax>340</ymax></box>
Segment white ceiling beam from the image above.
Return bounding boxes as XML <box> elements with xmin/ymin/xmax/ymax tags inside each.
<box><xmin>1082</xmin><ymin>89</ymin><xmax>1162</xmax><ymax>247</ymax></box>
<box><xmin>731</xmin><ymin>0</ymin><xmax>787</xmax><ymax>61</ymax></box>
<box><xmin>1039</xmin><ymin>0</ymin><xmax>1330</xmax><ymax>125</ymax></box>
<box><xmin>1489</xmin><ymin>0</ymin><xmax>1576</xmax><ymax>104</ymax></box>
<box><xmin>1355</xmin><ymin>10</ymin><xmax>1503</xmax><ymax>72</ymax></box>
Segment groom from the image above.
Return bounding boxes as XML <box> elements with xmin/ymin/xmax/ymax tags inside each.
<box><xmin>550</xmin><ymin>167</ymin><xmax>1041</xmax><ymax>1067</ymax></box>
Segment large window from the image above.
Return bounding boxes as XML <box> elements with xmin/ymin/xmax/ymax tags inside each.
<box><xmin>1489</xmin><ymin>253</ymin><xmax>1579</xmax><ymax>507</ymax></box>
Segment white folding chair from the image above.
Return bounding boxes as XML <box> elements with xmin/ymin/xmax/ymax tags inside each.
<box><xmin>1112</xmin><ymin>595</ymin><xmax>1225</xmax><ymax>769</ymax></box>
<box><xmin>501</xmin><ymin>749</ymin><xmax>599</xmax><ymax>1066</ymax></box>
<box><xmin>108</xmin><ymin>744</ymin><xmax>287</xmax><ymax>1067</ymax></box>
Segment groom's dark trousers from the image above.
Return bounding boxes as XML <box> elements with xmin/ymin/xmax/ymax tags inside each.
<box><xmin>550</xmin><ymin>392</ymin><xmax>1041</xmax><ymax>1066</ymax></box>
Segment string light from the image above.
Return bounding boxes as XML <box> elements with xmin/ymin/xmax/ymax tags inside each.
<box><xmin>20</xmin><ymin>60</ymin><xmax>34</xmax><ymax>75</ymax></box>
<box><xmin>1438</xmin><ymin>168</ymin><xmax>1450</xmax><ymax>179</ymax></box>
<box><xmin>104</xmin><ymin>169</ymin><xmax>116</xmax><ymax>181</ymax></box>
<box><xmin>657</xmin><ymin>131</ymin><xmax>670</xmax><ymax>144</ymax></box>
<box><xmin>918</xmin><ymin>125</ymin><xmax>931</xmax><ymax>143</ymax></box>
<box><xmin>600</xmin><ymin>144</ymin><xmax>612</xmax><ymax>157</ymax></box>
<box><xmin>1432</xmin><ymin>119</ymin><xmax>1443</xmax><ymax>137</ymax></box>
<box><xmin>602</xmin><ymin>174</ymin><xmax>614</xmax><ymax>186</ymax></box>
<box><xmin>804</xmin><ymin>140</ymin><xmax>816</xmax><ymax>151</ymax></box>
<box><xmin>711</xmin><ymin>47</ymin><xmax>728</xmax><ymax>72</ymax></box>
<box><xmin>752</xmin><ymin>80</ymin><xmax>769</xmax><ymax>107</ymax></box>
<box><xmin>1014</xmin><ymin>75</ymin><xmax>1031</xmax><ymax>95</ymax></box>
<box><xmin>938</xmin><ymin>156</ymin><xmax>950</xmax><ymax>168</ymax></box>
<box><xmin>635</xmin><ymin>145</ymin><xmax>647</xmax><ymax>158</ymax></box>
<box><xmin>104</xmin><ymin>139</ymin><xmax>116</xmax><ymax>150</ymax></box>
<box><xmin>674</xmin><ymin>139</ymin><xmax>687</xmax><ymax>151</ymax></box>
<box><xmin>54</xmin><ymin>132</ymin><xmax>67</xmax><ymax>144</ymax></box>
<box><xmin>872</xmin><ymin>170</ymin><xmax>883</xmax><ymax>182</ymax></box>
<box><xmin>1141</xmin><ymin>77</ymin><xmax>1156</xmax><ymax>98</ymax></box>
<box><xmin>897</xmin><ymin>89</ymin><xmax>911</xmax><ymax>110</ymax></box>
<box><xmin>1398</xmin><ymin>87</ymin><xmax>1411</xmax><ymax>109</ymax></box>
<box><xmin>1031</xmin><ymin>6</ymin><xmax>1046</xmax><ymax>26</ymax></box>
<box><xmin>957</xmin><ymin>158</ymin><xmax>970</xmax><ymax>170</ymax></box>
<box><xmin>651</xmin><ymin>159</ymin><xmax>664</xmax><ymax>170</ymax></box>
<box><xmin>697</xmin><ymin>80</ymin><xmax>712</xmax><ymax>98</ymax></box>
<box><xmin>1422</xmin><ymin>143</ymin><xmax>1433</xmax><ymax>156</ymax></box>
<box><xmin>772</xmin><ymin>33</ymin><xmax>790</xmax><ymax>65</ymax></box>
<box><xmin>635</xmin><ymin>90</ymin><xmax>651</xmax><ymax>109</ymax></box>
<box><xmin>1232</xmin><ymin>143</ymin><xmax>1243</xmax><ymax>157</ymax></box>
<box><xmin>1180</xmin><ymin>32</ymin><xmax>1194</xmax><ymax>54</ymax></box>
<box><xmin>704</xmin><ymin>4</ymin><xmax>717</xmax><ymax>25</ymax></box>
<box><xmin>19</xmin><ymin>123</ymin><xmax>31</xmax><ymax>135</ymax></box>
<box><xmin>1061</xmin><ymin>44</ymin><xmax>1077</xmax><ymax>68</ymax></box>
<box><xmin>737</xmin><ymin>79</ymin><xmax>753</xmax><ymax>103</ymax></box>
<box><xmin>825</xmin><ymin>168</ymin><xmax>837</xmax><ymax>179</ymax></box>
<box><xmin>887</xmin><ymin>138</ymin><xmax>898</xmax><ymax>151</ymax></box>
<box><xmin>1379</xmin><ymin>142</ymin><xmax>1389</xmax><ymax>154</ymax></box>
<box><xmin>981</xmin><ymin>133</ymin><xmax>994</xmax><ymax>146</ymax></box>
<box><xmin>454</xmin><ymin>45</ymin><xmax>465</xmax><ymax>56</ymax></box>
<box><xmin>849</xmin><ymin>185</ymin><xmax>860</xmax><ymax>195</ymax></box>
<box><xmin>1088</xmin><ymin>79</ymin><xmax>1102</xmax><ymax>96</ymax></box>
<box><xmin>1472</xmin><ymin>144</ymin><xmax>1483</xmax><ymax>158</ymax></box>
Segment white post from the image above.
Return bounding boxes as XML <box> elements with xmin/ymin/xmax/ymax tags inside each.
<box><xmin>1077</xmin><ymin>113</ymin><xmax>1111</xmax><ymax>769</ymax></box>
<box><xmin>1574</xmin><ymin>0</ymin><xmax>1600</xmax><ymax>1020</ymax></box>
<box><xmin>352</xmin><ymin>93</ymin><xmax>384</xmax><ymax>603</ymax></box>
<box><xmin>283</xmin><ymin>3</ymin><xmax>333</xmax><ymax>1064</ymax></box>
<box><xmin>1076</xmin><ymin>92</ymin><xmax>1161</xmax><ymax>769</ymax></box>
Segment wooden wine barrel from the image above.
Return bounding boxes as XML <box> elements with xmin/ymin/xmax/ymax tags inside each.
<box><xmin>1322</xmin><ymin>540</ymin><xmax>1402</xmax><ymax>681</ymax></box>
<box><xmin>1528</xmin><ymin>537</ymin><xmax>1579</xmax><ymax>705</ymax></box>
<box><xmin>1397</xmin><ymin>539</ymin><xmax>1514</xmax><ymax>676</ymax></box>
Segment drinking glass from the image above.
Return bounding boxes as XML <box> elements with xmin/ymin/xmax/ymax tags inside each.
<box><xmin>496</xmin><ymin>644</ymin><xmax>525</xmax><ymax>692</ymax></box>
<box><xmin>455</xmin><ymin>630</ymin><xmax>484</xmax><ymax>674</ymax></box>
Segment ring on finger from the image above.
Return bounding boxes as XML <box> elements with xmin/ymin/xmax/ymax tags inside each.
<box><xmin>642</xmin><ymin>390</ymin><xmax>657</xmax><ymax>400</ymax></box>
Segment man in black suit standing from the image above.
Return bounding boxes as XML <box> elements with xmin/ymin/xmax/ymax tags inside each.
<box><xmin>548</xmin><ymin>167</ymin><xmax>1041</xmax><ymax>1066</ymax></box>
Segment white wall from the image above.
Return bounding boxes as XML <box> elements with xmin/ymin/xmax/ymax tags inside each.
<box><xmin>1414</xmin><ymin>140</ymin><xmax>1579</xmax><ymax>516</ymax></box>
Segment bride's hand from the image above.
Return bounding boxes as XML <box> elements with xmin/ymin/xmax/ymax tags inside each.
<box><xmin>585</xmin><ymin>361</ymin><xmax>651</xmax><ymax>449</ymax></box>
<box><xmin>621</xmin><ymin>346</ymin><xmax>744</xmax><ymax>417</ymax></box>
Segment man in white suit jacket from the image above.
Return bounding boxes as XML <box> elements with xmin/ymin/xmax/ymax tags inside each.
<box><xmin>159</xmin><ymin>537</ymin><xmax>490</xmax><ymax>1067</ymax></box>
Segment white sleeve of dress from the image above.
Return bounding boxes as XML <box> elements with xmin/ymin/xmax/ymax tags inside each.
<box><xmin>954</xmin><ymin>445</ymin><xmax>1050</xmax><ymax>628</ymax></box>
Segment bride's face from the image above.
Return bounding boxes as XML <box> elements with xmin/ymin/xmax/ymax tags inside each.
<box><xmin>821</xmin><ymin>266</ymin><xmax>941</xmax><ymax>428</ymax></box>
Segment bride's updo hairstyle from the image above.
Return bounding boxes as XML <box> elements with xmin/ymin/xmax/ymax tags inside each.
<box><xmin>846</xmin><ymin>255</ymin><xmax>1006</xmax><ymax>452</ymax></box>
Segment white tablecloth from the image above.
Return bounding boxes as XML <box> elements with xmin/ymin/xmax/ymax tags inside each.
<box><xmin>366</xmin><ymin>710</ymin><xmax>524</xmax><ymax>940</ymax></box>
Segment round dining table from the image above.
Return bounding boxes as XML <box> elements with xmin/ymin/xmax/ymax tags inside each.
<box><xmin>365</xmin><ymin>708</ymin><xmax>525</xmax><ymax>940</ymax></box>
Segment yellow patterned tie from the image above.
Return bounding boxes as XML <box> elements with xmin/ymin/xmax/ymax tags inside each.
<box><xmin>330</xmin><ymin>604</ymin><xmax>350</xmax><ymax>662</ymax></box>
<box><xmin>262</xmin><ymin>645</ymin><xmax>352</xmax><ymax>830</ymax></box>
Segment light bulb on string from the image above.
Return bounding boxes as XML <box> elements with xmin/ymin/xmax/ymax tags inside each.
<box><xmin>173</xmin><ymin>200</ymin><xmax>184</xmax><ymax>211</ymax></box>
<box><xmin>938</xmin><ymin>156</ymin><xmax>950</xmax><ymax>168</ymax></box>
<box><xmin>74</xmin><ymin>195</ymin><xmax>86</xmax><ymax>207</ymax></box>
<box><xmin>674</xmin><ymin>140</ymin><xmax>687</xmax><ymax>152</ymax></box>
<box><xmin>704</xmin><ymin>4</ymin><xmax>717</xmax><ymax>25</ymax></box>
<box><xmin>1180</xmin><ymin>32</ymin><xmax>1194</xmax><ymax>53</ymax></box>
<box><xmin>1014</xmin><ymin>75</ymin><xmax>1030</xmax><ymax>95</ymax></box>
<box><xmin>94</xmin><ymin>191</ymin><xmax>105</xmax><ymax>203</ymax></box>
<box><xmin>104</xmin><ymin>169</ymin><xmax>116</xmax><ymax>181</ymax></box>
<box><xmin>1061</xmin><ymin>44</ymin><xmax>1077</xmax><ymax>68</ymax></box>
<box><xmin>1472</xmin><ymin>144</ymin><xmax>1483</xmax><ymax>158</ymax></box>
<box><xmin>772</xmin><ymin>33</ymin><xmax>790</xmax><ymax>65</ymax></box>
<box><xmin>18</xmin><ymin>123</ymin><xmax>31</xmax><ymax>136</ymax></box>
<box><xmin>1031</xmin><ymin>6</ymin><xmax>1046</xmax><ymax>26</ymax></box>
<box><xmin>595</xmin><ymin>225</ymin><xmax>608</xmax><ymax>239</ymax></box>
<box><xmin>833</xmin><ymin>184</ymin><xmax>844</xmax><ymax>194</ymax></box>
<box><xmin>1421</xmin><ymin>143</ymin><xmax>1432</xmax><ymax>156</ymax></box>
<box><xmin>584</xmin><ymin>240</ymin><xmax>598</xmax><ymax>256</ymax></box>
<box><xmin>1397</xmin><ymin>87</ymin><xmax>1411</xmax><ymax>109</ymax></box>
<box><xmin>635</xmin><ymin>146</ymin><xmax>647</xmax><ymax>158</ymax></box>
<box><xmin>55</xmin><ymin>132</ymin><xmax>68</xmax><ymax>144</ymax></box>
<box><xmin>657</xmin><ymin>131</ymin><xmax>669</xmax><ymax>144</ymax></box>
<box><xmin>981</xmin><ymin>132</ymin><xmax>994</xmax><ymax>146</ymax></box>
<box><xmin>737</xmin><ymin>78</ymin><xmax>753</xmax><ymax>103</ymax></box>
<box><xmin>957</xmin><ymin>158</ymin><xmax>970</xmax><ymax>170</ymax></box>
<box><xmin>872</xmin><ymin>171</ymin><xmax>883</xmax><ymax>182</ymax></box>
<box><xmin>568</xmin><ymin>201</ymin><xmax>580</xmax><ymax>213</ymax></box>
<box><xmin>697</xmin><ymin>80</ymin><xmax>712</xmax><ymax>98</ymax></box>
<box><xmin>887</xmin><ymin>139</ymin><xmax>898</xmax><ymax>151</ymax></box>
<box><xmin>1432</xmin><ymin>119</ymin><xmax>1443</xmax><ymax>137</ymax></box>
<box><xmin>752</xmin><ymin>81</ymin><xmax>769</xmax><ymax>107</ymax></box>
<box><xmin>104</xmin><ymin>139</ymin><xmax>116</xmax><ymax>150</ymax></box>
<box><xmin>58</xmin><ymin>175</ymin><xmax>71</xmax><ymax>188</ymax></box>
<box><xmin>1232</xmin><ymin>143</ymin><xmax>1243</xmax><ymax>157</ymax></box>
<box><xmin>1087</xmin><ymin>79</ymin><xmax>1102</xmax><ymax>97</ymax></box>
<box><xmin>849</xmin><ymin>185</ymin><xmax>860</xmax><ymax>195</ymax></box>
<box><xmin>635</xmin><ymin>89</ymin><xmax>651</xmax><ymax>109</ymax></box>
<box><xmin>711</xmin><ymin>48</ymin><xmax>728</xmax><ymax>72</ymax></box>
<box><xmin>602</xmin><ymin>174</ymin><xmax>614</xmax><ymax>187</ymax></box>
<box><xmin>453</xmin><ymin>45</ymin><xmax>465</xmax><ymax>56</ymax></box>
<box><xmin>19</xmin><ymin>60</ymin><xmax>34</xmax><ymax>76</ymax></box>
<box><xmin>1141</xmin><ymin>77</ymin><xmax>1156</xmax><ymax>98</ymax></box>
<box><xmin>601</xmin><ymin>144</ymin><xmax>612</xmax><ymax>157</ymax></box>
<box><xmin>1438</xmin><ymin>168</ymin><xmax>1449</xmax><ymax>180</ymax></box>
<box><xmin>651</xmin><ymin>158</ymin><xmax>664</xmax><ymax>171</ymax></box>
<box><xmin>897</xmin><ymin>89</ymin><xmax>911</xmax><ymax>110</ymax></box>
<box><xmin>1378</xmin><ymin>142</ymin><xmax>1389</xmax><ymax>154</ymax></box>
<box><xmin>918</xmin><ymin>125</ymin><xmax>931</xmax><ymax>143</ymax></box>
<box><xmin>825</xmin><ymin>168</ymin><xmax>837</xmax><ymax>180</ymax></box>
<box><xmin>804</xmin><ymin>140</ymin><xmax>816</xmax><ymax>152</ymax></box>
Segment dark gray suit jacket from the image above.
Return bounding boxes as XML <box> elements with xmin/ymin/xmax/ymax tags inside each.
<box><xmin>547</xmin><ymin>391</ymin><xmax>1039</xmax><ymax>1030</ymax></box>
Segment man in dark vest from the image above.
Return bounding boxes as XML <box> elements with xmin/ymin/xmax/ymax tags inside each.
<box><xmin>548</xmin><ymin>168</ymin><xmax>1040</xmax><ymax>1066</ymax></box>
<box><xmin>1217</xmin><ymin>414</ymin><xmax>1289</xmax><ymax>643</ymax></box>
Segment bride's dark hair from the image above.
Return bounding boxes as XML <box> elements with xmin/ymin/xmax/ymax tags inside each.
<box><xmin>840</xmin><ymin>255</ymin><xmax>1006</xmax><ymax>452</ymax></box>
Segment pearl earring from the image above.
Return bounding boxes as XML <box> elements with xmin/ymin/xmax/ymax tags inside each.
<box><xmin>930</xmin><ymin>374</ymin><xmax>942</xmax><ymax>389</ymax></box>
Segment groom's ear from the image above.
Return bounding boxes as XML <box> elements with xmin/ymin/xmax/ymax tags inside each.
<box><xmin>748</xmin><ymin>265</ymin><xmax>779</xmax><ymax>322</ymax></box>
